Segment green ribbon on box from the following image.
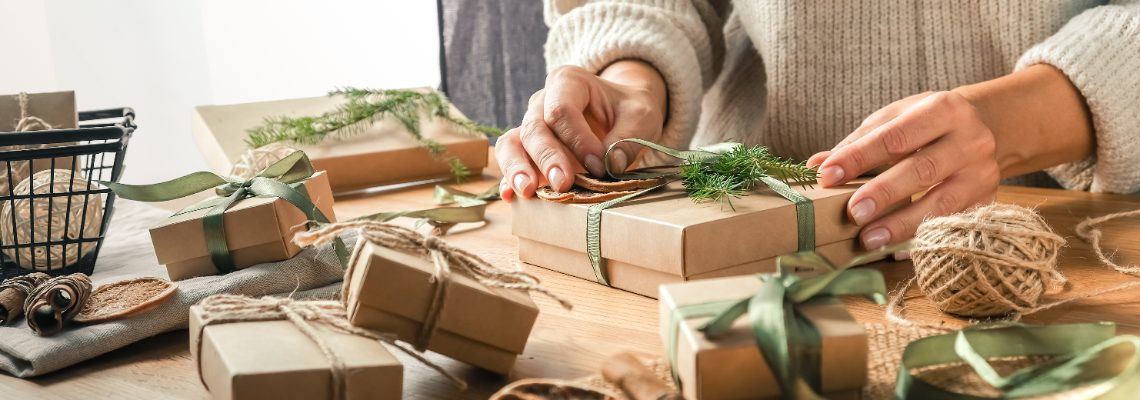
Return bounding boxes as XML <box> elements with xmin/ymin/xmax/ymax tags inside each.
<box><xmin>100</xmin><ymin>151</ymin><xmax>351</xmax><ymax>272</ymax></box>
<box><xmin>666</xmin><ymin>241</ymin><xmax>906</xmax><ymax>399</ymax></box>
<box><xmin>895</xmin><ymin>322</ymin><xmax>1140</xmax><ymax>399</ymax></box>
<box><xmin>585</xmin><ymin>139</ymin><xmax>816</xmax><ymax>286</ymax></box>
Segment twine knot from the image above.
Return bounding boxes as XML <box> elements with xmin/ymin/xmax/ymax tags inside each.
<box><xmin>14</xmin><ymin>92</ymin><xmax>52</xmax><ymax>132</ymax></box>
<box><xmin>195</xmin><ymin>294</ymin><xmax>467</xmax><ymax>398</ymax></box>
<box><xmin>294</xmin><ymin>220</ymin><xmax>573</xmax><ymax>351</ymax></box>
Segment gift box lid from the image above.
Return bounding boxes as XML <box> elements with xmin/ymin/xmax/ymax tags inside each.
<box><xmin>149</xmin><ymin>171</ymin><xmax>335</xmax><ymax>266</ymax></box>
<box><xmin>659</xmin><ymin>276</ymin><xmax>868</xmax><ymax>398</ymax></box>
<box><xmin>346</xmin><ymin>241</ymin><xmax>540</xmax><ymax>355</ymax></box>
<box><xmin>190</xmin><ymin>306</ymin><xmax>402</xmax><ymax>400</ymax></box>
<box><xmin>191</xmin><ymin>88</ymin><xmax>488</xmax><ymax>189</ymax></box>
<box><xmin>513</xmin><ymin>178</ymin><xmax>903</xmax><ymax>278</ymax></box>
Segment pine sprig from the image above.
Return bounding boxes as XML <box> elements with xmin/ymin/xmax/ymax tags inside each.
<box><xmin>679</xmin><ymin>144</ymin><xmax>818</xmax><ymax>209</ymax></box>
<box><xmin>244</xmin><ymin>87</ymin><xmax>506</xmax><ymax>182</ymax></box>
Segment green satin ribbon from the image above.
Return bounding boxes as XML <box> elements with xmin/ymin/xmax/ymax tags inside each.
<box><xmin>666</xmin><ymin>242</ymin><xmax>907</xmax><ymax>399</ymax></box>
<box><xmin>350</xmin><ymin>184</ymin><xmax>500</xmax><ymax>234</ymax></box>
<box><xmin>895</xmin><ymin>322</ymin><xmax>1140</xmax><ymax>399</ymax></box>
<box><xmin>585</xmin><ymin>139</ymin><xmax>816</xmax><ymax>286</ymax></box>
<box><xmin>101</xmin><ymin>151</ymin><xmax>350</xmax><ymax>272</ymax></box>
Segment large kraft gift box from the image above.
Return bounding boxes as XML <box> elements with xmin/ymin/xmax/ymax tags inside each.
<box><xmin>660</xmin><ymin>276</ymin><xmax>865</xmax><ymax>400</ymax></box>
<box><xmin>345</xmin><ymin>240</ymin><xmax>539</xmax><ymax>374</ymax></box>
<box><xmin>151</xmin><ymin>171</ymin><xmax>336</xmax><ymax>280</ymax></box>
<box><xmin>513</xmin><ymin>178</ymin><xmax>906</xmax><ymax>298</ymax></box>
<box><xmin>0</xmin><ymin>91</ymin><xmax>79</xmax><ymax>184</ymax></box>
<box><xmin>190</xmin><ymin>306</ymin><xmax>402</xmax><ymax>400</ymax></box>
<box><xmin>192</xmin><ymin>88</ymin><xmax>488</xmax><ymax>193</ymax></box>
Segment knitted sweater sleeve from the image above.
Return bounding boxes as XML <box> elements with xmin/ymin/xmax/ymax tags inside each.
<box><xmin>1015</xmin><ymin>0</ymin><xmax>1140</xmax><ymax>193</ymax></box>
<box><xmin>543</xmin><ymin>0</ymin><xmax>729</xmax><ymax>151</ymax></box>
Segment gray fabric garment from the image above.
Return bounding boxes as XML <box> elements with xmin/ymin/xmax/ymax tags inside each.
<box><xmin>441</xmin><ymin>0</ymin><xmax>548</xmax><ymax>137</ymax></box>
<box><xmin>0</xmin><ymin>200</ymin><xmax>350</xmax><ymax>378</ymax></box>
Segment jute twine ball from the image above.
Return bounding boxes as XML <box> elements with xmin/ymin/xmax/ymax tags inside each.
<box><xmin>911</xmin><ymin>203</ymin><xmax>1066</xmax><ymax>318</ymax></box>
<box><xmin>0</xmin><ymin>169</ymin><xmax>103</xmax><ymax>270</ymax></box>
<box><xmin>229</xmin><ymin>142</ymin><xmax>298</xmax><ymax>180</ymax></box>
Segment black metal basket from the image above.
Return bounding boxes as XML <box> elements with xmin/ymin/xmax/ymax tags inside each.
<box><xmin>0</xmin><ymin>108</ymin><xmax>135</xmax><ymax>280</ymax></box>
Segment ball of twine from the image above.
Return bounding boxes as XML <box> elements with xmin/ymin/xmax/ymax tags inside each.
<box><xmin>911</xmin><ymin>203</ymin><xmax>1066</xmax><ymax>318</ymax></box>
<box><xmin>0</xmin><ymin>169</ymin><xmax>104</xmax><ymax>271</ymax></box>
<box><xmin>229</xmin><ymin>142</ymin><xmax>298</xmax><ymax>180</ymax></box>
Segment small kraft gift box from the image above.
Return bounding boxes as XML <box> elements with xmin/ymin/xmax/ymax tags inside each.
<box><xmin>190</xmin><ymin>301</ymin><xmax>403</xmax><ymax>400</ymax></box>
<box><xmin>659</xmin><ymin>248</ymin><xmax>891</xmax><ymax>400</ymax></box>
<box><xmin>191</xmin><ymin>88</ymin><xmax>489</xmax><ymax>193</ymax></box>
<box><xmin>343</xmin><ymin>239</ymin><xmax>540</xmax><ymax>374</ymax></box>
<box><xmin>513</xmin><ymin>177</ymin><xmax>907</xmax><ymax>298</ymax></box>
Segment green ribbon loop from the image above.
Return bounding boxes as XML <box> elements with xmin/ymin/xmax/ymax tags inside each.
<box><xmin>895</xmin><ymin>322</ymin><xmax>1140</xmax><ymax>399</ymax></box>
<box><xmin>666</xmin><ymin>247</ymin><xmax>889</xmax><ymax>399</ymax></box>
<box><xmin>350</xmin><ymin>184</ymin><xmax>500</xmax><ymax>234</ymax></box>
<box><xmin>583</xmin><ymin>140</ymin><xmax>818</xmax><ymax>286</ymax></box>
<box><xmin>101</xmin><ymin>151</ymin><xmax>350</xmax><ymax>272</ymax></box>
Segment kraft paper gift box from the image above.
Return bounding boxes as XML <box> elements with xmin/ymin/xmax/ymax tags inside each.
<box><xmin>190</xmin><ymin>306</ymin><xmax>402</xmax><ymax>400</ymax></box>
<box><xmin>0</xmin><ymin>91</ymin><xmax>79</xmax><ymax>190</ymax></box>
<box><xmin>344</xmin><ymin>240</ymin><xmax>540</xmax><ymax>374</ymax></box>
<box><xmin>513</xmin><ymin>178</ymin><xmax>906</xmax><ymax>298</ymax></box>
<box><xmin>151</xmin><ymin>171</ymin><xmax>336</xmax><ymax>280</ymax></box>
<box><xmin>659</xmin><ymin>276</ymin><xmax>865</xmax><ymax>400</ymax></box>
<box><xmin>192</xmin><ymin>88</ymin><xmax>489</xmax><ymax>193</ymax></box>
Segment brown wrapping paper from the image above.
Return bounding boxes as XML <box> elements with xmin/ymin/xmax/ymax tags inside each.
<box><xmin>192</xmin><ymin>88</ymin><xmax>488</xmax><ymax>193</ymax></box>
<box><xmin>513</xmin><ymin>178</ymin><xmax>904</xmax><ymax>297</ymax></box>
<box><xmin>345</xmin><ymin>241</ymin><xmax>539</xmax><ymax>374</ymax></box>
<box><xmin>190</xmin><ymin>306</ymin><xmax>402</xmax><ymax>400</ymax></box>
<box><xmin>659</xmin><ymin>276</ymin><xmax>867</xmax><ymax>400</ymax></box>
<box><xmin>150</xmin><ymin>171</ymin><xmax>336</xmax><ymax>280</ymax></box>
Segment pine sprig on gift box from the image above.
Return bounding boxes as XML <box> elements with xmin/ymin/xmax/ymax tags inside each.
<box><xmin>679</xmin><ymin>144</ymin><xmax>817</xmax><ymax>210</ymax></box>
<box><xmin>244</xmin><ymin>87</ymin><xmax>505</xmax><ymax>181</ymax></box>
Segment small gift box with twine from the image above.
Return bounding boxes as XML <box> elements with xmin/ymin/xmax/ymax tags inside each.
<box><xmin>659</xmin><ymin>245</ymin><xmax>900</xmax><ymax>400</ymax></box>
<box><xmin>104</xmin><ymin>151</ymin><xmax>344</xmax><ymax>281</ymax></box>
<box><xmin>293</xmin><ymin>220</ymin><xmax>573</xmax><ymax>375</ymax></box>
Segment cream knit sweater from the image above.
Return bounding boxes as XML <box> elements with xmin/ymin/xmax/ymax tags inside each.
<box><xmin>543</xmin><ymin>0</ymin><xmax>1140</xmax><ymax>193</ymax></box>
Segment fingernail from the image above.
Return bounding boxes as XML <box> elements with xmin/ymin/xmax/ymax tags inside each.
<box><xmin>513</xmin><ymin>174</ymin><xmax>530</xmax><ymax>193</ymax></box>
<box><xmin>584</xmin><ymin>154</ymin><xmax>604</xmax><ymax>177</ymax></box>
<box><xmin>819</xmin><ymin>166</ymin><xmax>844</xmax><ymax>186</ymax></box>
<box><xmin>863</xmin><ymin>227</ymin><xmax>890</xmax><ymax>250</ymax></box>
<box><xmin>611</xmin><ymin>149</ymin><xmax>628</xmax><ymax>173</ymax></box>
<box><xmin>548</xmin><ymin>167</ymin><xmax>566</xmax><ymax>190</ymax></box>
<box><xmin>894</xmin><ymin>250</ymin><xmax>911</xmax><ymax>261</ymax></box>
<box><xmin>850</xmin><ymin>198</ymin><xmax>877</xmax><ymax>225</ymax></box>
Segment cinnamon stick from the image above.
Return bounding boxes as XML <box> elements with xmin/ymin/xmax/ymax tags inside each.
<box><xmin>0</xmin><ymin>273</ymin><xmax>50</xmax><ymax>325</ymax></box>
<box><xmin>602</xmin><ymin>352</ymin><xmax>683</xmax><ymax>400</ymax></box>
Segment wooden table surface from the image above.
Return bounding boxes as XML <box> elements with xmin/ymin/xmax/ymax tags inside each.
<box><xmin>4</xmin><ymin>149</ymin><xmax>1140</xmax><ymax>399</ymax></box>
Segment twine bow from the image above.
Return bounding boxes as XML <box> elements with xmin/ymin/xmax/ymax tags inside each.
<box><xmin>294</xmin><ymin>221</ymin><xmax>572</xmax><ymax>352</ymax></box>
<box><xmin>584</xmin><ymin>139</ymin><xmax>815</xmax><ymax>286</ymax></box>
<box><xmin>195</xmin><ymin>294</ymin><xmax>467</xmax><ymax>399</ymax></box>
<box><xmin>101</xmin><ymin>150</ymin><xmax>350</xmax><ymax>272</ymax></box>
<box><xmin>666</xmin><ymin>243</ymin><xmax>903</xmax><ymax>399</ymax></box>
<box><xmin>13</xmin><ymin>92</ymin><xmax>53</xmax><ymax>132</ymax></box>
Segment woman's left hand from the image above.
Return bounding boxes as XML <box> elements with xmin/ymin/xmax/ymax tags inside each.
<box><xmin>806</xmin><ymin>91</ymin><xmax>1000</xmax><ymax>254</ymax></box>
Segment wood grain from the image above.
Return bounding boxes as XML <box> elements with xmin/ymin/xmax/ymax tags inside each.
<box><xmin>3</xmin><ymin>147</ymin><xmax>1139</xmax><ymax>399</ymax></box>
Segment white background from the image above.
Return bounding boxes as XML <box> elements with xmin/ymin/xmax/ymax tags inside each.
<box><xmin>0</xmin><ymin>0</ymin><xmax>441</xmax><ymax>183</ymax></box>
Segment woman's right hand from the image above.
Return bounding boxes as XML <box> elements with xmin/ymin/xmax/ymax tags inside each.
<box><xmin>497</xmin><ymin>61</ymin><xmax>668</xmax><ymax>202</ymax></box>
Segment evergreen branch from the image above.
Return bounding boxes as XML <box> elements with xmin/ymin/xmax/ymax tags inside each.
<box><xmin>679</xmin><ymin>143</ymin><xmax>819</xmax><ymax>207</ymax></box>
<box><xmin>244</xmin><ymin>87</ymin><xmax>507</xmax><ymax>180</ymax></box>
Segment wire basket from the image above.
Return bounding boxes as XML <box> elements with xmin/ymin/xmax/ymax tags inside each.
<box><xmin>0</xmin><ymin>108</ymin><xmax>135</xmax><ymax>279</ymax></box>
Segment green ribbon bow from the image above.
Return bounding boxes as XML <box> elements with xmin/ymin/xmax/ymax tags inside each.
<box><xmin>101</xmin><ymin>151</ymin><xmax>351</xmax><ymax>272</ymax></box>
<box><xmin>895</xmin><ymin>322</ymin><xmax>1140</xmax><ymax>399</ymax></box>
<box><xmin>666</xmin><ymin>242</ymin><xmax>908</xmax><ymax>399</ymax></box>
<box><xmin>585</xmin><ymin>139</ymin><xmax>815</xmax><ymax>286</ymax></box>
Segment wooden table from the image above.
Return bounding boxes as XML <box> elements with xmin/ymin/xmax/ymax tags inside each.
<box><xmin>4</xmin><ymin>151</ymin><xmax>1140</xmax><ymax>399</ymax></box>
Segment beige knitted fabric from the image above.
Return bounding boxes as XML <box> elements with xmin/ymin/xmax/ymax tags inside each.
<box><xmin>544</xmin><ymin>0</ymin><xmax>1140</xmax><ymax>193</ymax></box>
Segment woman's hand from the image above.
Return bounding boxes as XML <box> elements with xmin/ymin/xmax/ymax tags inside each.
<box><xmin>808</xmin><ymin>64</ymin><xmax>1095</xmax><ymax>254</ymax></box>
<box><xmin>497</xmin><ymin>61</ymin><xmax>668</xmax><ymax>202</ymax></box>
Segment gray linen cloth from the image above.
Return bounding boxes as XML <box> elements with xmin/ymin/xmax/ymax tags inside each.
<box><xmin>0</xmin><ymin>200</ymin><xmax>352</xmax><ymax>377</ymax></box>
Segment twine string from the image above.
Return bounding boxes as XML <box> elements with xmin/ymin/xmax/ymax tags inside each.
<box><xmin>294</xmin><ymin>221</ymin><xmax>573</xmax><ymax>351</ymax></box>
<box><xmin>194</xmin><ymin>294</ymin><xmax>467</xmax><ymax>399</ymax></box>
<box><xmin>1074</xmin><ymin>208</ymin><xmax>1140</xmax><ymax>276</ymax></box>
<box><xmin>14</xmin><ymin>92</ymin><xmax>52</xmax><ymax>132</ymax></box>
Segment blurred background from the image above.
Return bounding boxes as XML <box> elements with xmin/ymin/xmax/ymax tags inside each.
<box><xmin>0</xmin><ymin>0</ymin><xmax>547</xmax><ymax>183</ymax></box>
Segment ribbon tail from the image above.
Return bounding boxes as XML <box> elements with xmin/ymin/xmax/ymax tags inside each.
<box><xmin>100</xmin><ymin>171</ymin><xmax>230</xmax><ymax>202</ymax></box>
<box><xmin>586</xmin><ymin>183</ymin><xmax>667</xmax><ymax>286</ymax></box>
